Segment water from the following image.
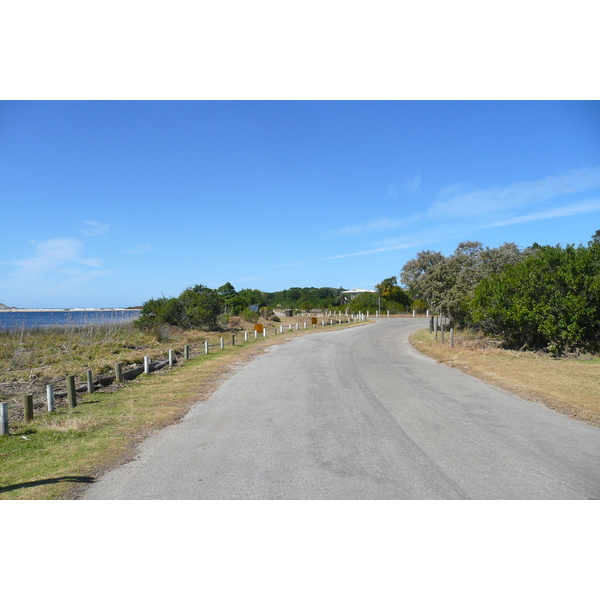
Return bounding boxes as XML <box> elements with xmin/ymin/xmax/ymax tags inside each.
<box><xmin>0</xmin><ymin>310</ymin><xmax>140</xmax><ymax>330</ymax></box>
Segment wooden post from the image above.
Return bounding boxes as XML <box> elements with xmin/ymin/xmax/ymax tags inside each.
<box><xmin>115</xmin><ymin>362</ymin><xmax>123</xmax><ymax>383</ymax></box>
<box><xmin>86</xmin><ymin>369</ymin><xmax>94</xmax><ymax>393</ymax></box>
<box><xmin>1</xmin><ymin>402</ymin><xmax>9</xmax><ymax>435</ymax></box>
<box><xmin>47</xmin><ymin>384</ymin><xmax>55</xmax><ymax>412</ymax></box>
<box><xmin>232</xmin><ymin>335</ymin><xmax>235</xmax><ymax>346</ymax></box>
<box><xmin>184</xmin><ymin>345</ymin><xmax>190</xmax><ymax>359</ymax></box>
<box><xmin>168</xmin><ymin>350</ymin><xmax>174</xmax><ymax>367</ymax></box>
<box><xmin>24</xmin><ymin>394</ymin><xmax>34</xmax><ymax>423</ymax></box>
<box><xmin>67</xmin><ymin>375</ymin><xmax>77</xmax><ymax>408</ymax></box>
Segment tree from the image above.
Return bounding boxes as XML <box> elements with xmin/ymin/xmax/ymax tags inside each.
<box><xmin>347</xmin><ymin>292</ymin><xmax>379</xmax><ymax>313</ymax></box>
<box><xmin>375</xmin><ymin>276</ymin><xmax>411</xmax><ymax>309</ymax></box>
<box><xmin>400</xmin><ymin>241</ymin><xmax>529</xmax><ymax>326</ymax></box>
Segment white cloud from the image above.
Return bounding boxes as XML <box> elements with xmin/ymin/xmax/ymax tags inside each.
<box><xmin>123</xmin><ymin>244</ymin><xmax>152</xmax><ymax>254</ymax></box>
<box><xmin>80</xmin><ymin>221</ymin><xmax>109</xmax><ymax>237</ymax></box>
<box><xmin>327</xmin><ymin>216</ymin><xmax>420</xmax><ymax>238</ymax></box>
<box><xmin>428</xmin><ymin>166</ymin><xmax>600</xmax><ymax>220</ymax></box>
<box><xmin>3</xmin><ymin>238</ymin><xmax>111</xmax><ymax>295</ymax></box>
<box><xmin>405</xmin><ymin>172</ymin><xmax>422</xmax><ymax>194</ymax></box>
<box><xmin>484</xmin><ymin>197</ymin><xmax>600</xmax><ymax>228</ymax></box>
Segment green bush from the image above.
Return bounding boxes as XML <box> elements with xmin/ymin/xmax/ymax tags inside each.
<box><xmin>242</xmin><ymin>309</ymin><xmax>259</xmax><ymax>324</ymax></box>
<box><xmin>136</xmin><ymin>285</ymin><xmax>223</xmax><ymax>331</ymax></box>
<box><xmin>471</xmin><ymin>242</ymin><xmax>600</xmax><ymax>352</ymax></box>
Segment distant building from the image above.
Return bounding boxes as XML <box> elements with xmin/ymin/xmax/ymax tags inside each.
<box><xmin>341</xmin><ymin>289</ymin><xmax>377</xmax><ymax>303</ymax></box>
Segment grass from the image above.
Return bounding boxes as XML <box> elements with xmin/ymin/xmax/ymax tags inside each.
<box><xmin>0</xmin><ymin>316</ymin><xmax>367</xmax><ymax>500</ymax></box>
<box><xmin>410</xmin><ymin>327</ymin><xmax>600</xmax><ymax>427</ymax></box>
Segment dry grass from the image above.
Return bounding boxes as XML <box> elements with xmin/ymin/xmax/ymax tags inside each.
<box><xmin>410</xmin><ymin>328</ymin><xmax>600</xmax><ymax>427</ymax></box>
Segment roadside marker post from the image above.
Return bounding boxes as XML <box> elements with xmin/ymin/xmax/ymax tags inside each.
<box><xmin>1</xmin><ymin>402</ymin><xmax>9</xmax><ymax>435</ymax></box>
<box><xmin>47</xmin><ymin>384</ymin><xmax>55</xmax><ymax>412</ymax></box>
<box><xmin>67</xmin><ymin>375</ymin><xmax>77</xmax><ymax>408</ymax></box>
<box><xmin>87</xmin><ymin>369</ymin><xmax>94</xmax><ymax>393</ymax></box>
<box><xmin>24</xmin><ymin>395</ymin><xmax>34</xmax><ymax>423</ymax></box>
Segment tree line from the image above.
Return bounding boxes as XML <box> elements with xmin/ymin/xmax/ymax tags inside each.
<box><xmin>399</xmin><ymin>232</ymin><xmax>600</xmax><ymax>353</ymax></box>
<box><xmin>135</xmin><ymin>281</ymin><xmax>416</xmax><ymax>333</ymax></box>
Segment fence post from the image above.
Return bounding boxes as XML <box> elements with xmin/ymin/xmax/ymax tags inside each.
<box><xmin>67</xmin><ymin>375</ymin><xmax>77</xmax><ymax>408</ymax></box>
<box><xmin>47</xmin><ymin>384</ymin><xmax>55</xmax><ymax>412</ymax></box>
<box><xmin>115</xmin><ymin>362</ymin><xmax>123</xmax><ymax>383</ymax></box>
<box><xmin>451</xmin><ymin>328</ymin><xmax>455</xmax><ymax>347</ymax></box>
<box><xmin>24</xmin><ymin>394</ymin><xmax>34</xmax><ymax>423</ymax></box>
<box><xmin>0</xmin><ymin>402</ymin><xmax>8</xmax><ymax>435</ymax></box>
<box><xmin>184</xmin><ymin>345</ymin><xmax>190</xmax><ymax>359</ymax></box>
<box><xmin>441</xmin><ymin>324</ymin><xmax>445</xmax><ymax>344</ymax></box>
<box><xmin>1</xmin><ymin>402</ymin><xmax>9</xmax><ymax>435</ymax></box>
<box><xmin>86</xmin><ymin>369</ymin><xmax>94</xmax><ymax>393</ymax></box>
<box><xmin>168</xmin><ymin>350</ymin><xmax>174</xmax><ymax>367</ymax></box>
<box><xmin>232</xmin><ymin>335</ymin><xmax>236</xmax><ymax>346</ymax></box>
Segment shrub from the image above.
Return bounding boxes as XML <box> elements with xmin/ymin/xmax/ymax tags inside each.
<box><xmin>242</xmin><ymin>309</ymin><xmax>259</xmax><ymax>324</ymax></box>
<box><xmin>228</xmin><ymin>316</ymin><xmax>242</xmax><ymax>329</ymax></box>
<box><xmin>471</xmin><ymin>243</ymin><xmax>600</xmax><ymax>352</ymax></box>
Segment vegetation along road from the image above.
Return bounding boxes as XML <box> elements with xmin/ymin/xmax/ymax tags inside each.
<box><xmin>84</xmin><ymin>318</ymin><xmax>600</xmax><ymax>500</ymax></box>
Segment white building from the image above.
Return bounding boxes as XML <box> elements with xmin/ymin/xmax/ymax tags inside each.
<box><xmin>341</xmin><ymin>289</ymin><xmax>377</xmax><ymax>303</ymax></box>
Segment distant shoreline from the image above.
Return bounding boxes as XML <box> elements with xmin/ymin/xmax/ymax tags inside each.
<box><xmin>0</xmin><ymin>308</ymin><xmax>140</xmax><ymax>312</ymax></box>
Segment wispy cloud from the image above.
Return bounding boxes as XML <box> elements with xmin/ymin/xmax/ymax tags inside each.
<box><xmin>322</xmin><ymin>166</ymin><xmax>600</xmax><ymax>264</ymax></box>
<box><xmin>327</xmin><ymin>216</ymin><xmax>420</xmax><ymax>238</ymax></box>
<box><xmin>80</xmin><ymin>221</ymin><xmax>109</xmax><ymax>237</ymax></box>
<box><xmin>123</xmin><ymin>244</ymin><xmax>152</xmax><ymax>254</ymax></box>
<box><xmin>484</xmin><ymin>197</ymin><xmax>600</xmax><ymax>228</ymax></box>
<box><xmin>428</xmin><ymin>166</ymin><xmax>600</xmax><ymax>220</ymax></box>
<box><xmin>3</xmin><ymin>238</ymin><xmax>112</xmax><ymax>296</ymax></box>
<box><xmin>405</xmin><ymin>172</ymin><xmax>422</xmax><ymax>194</ymax></box>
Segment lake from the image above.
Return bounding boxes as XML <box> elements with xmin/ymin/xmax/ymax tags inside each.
<box><xmin>0</xmin><ymin>310</ymin><xmax>141</xmax><ymax>330</ymax></box>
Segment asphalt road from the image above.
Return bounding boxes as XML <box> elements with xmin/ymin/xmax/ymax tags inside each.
<box><xmin>85</xmin><ymin>318</ymin><xmax>600</xmax><ymax>499</ymax></box>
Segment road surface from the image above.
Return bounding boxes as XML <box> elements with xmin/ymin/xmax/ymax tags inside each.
<box><xmin>85</xmin><ymin>318</ymin><xmax>600</xmax><ymax>499</ymax></box>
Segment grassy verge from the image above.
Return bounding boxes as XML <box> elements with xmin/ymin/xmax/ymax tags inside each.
<box><xmin>409</xmin><ymin>328</ymin><xmax>600</xmax><ymax>427</ymax></box>
<box><xmin>0</xmin><ymin>318</ymin><xmax>367</xmax><ymax>500</ymax></box>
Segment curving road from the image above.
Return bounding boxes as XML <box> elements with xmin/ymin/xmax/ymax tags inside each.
<box><xmin>85</xmin><ymin>318</ymin><xmax>600</xmax><ymax>499</ymax></box>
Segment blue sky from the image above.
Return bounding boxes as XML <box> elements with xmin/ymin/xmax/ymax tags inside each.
<box><xmin>1</xmin><ymin>100</ymin><xmax>599</xmax><ymax>308</ymax></box>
